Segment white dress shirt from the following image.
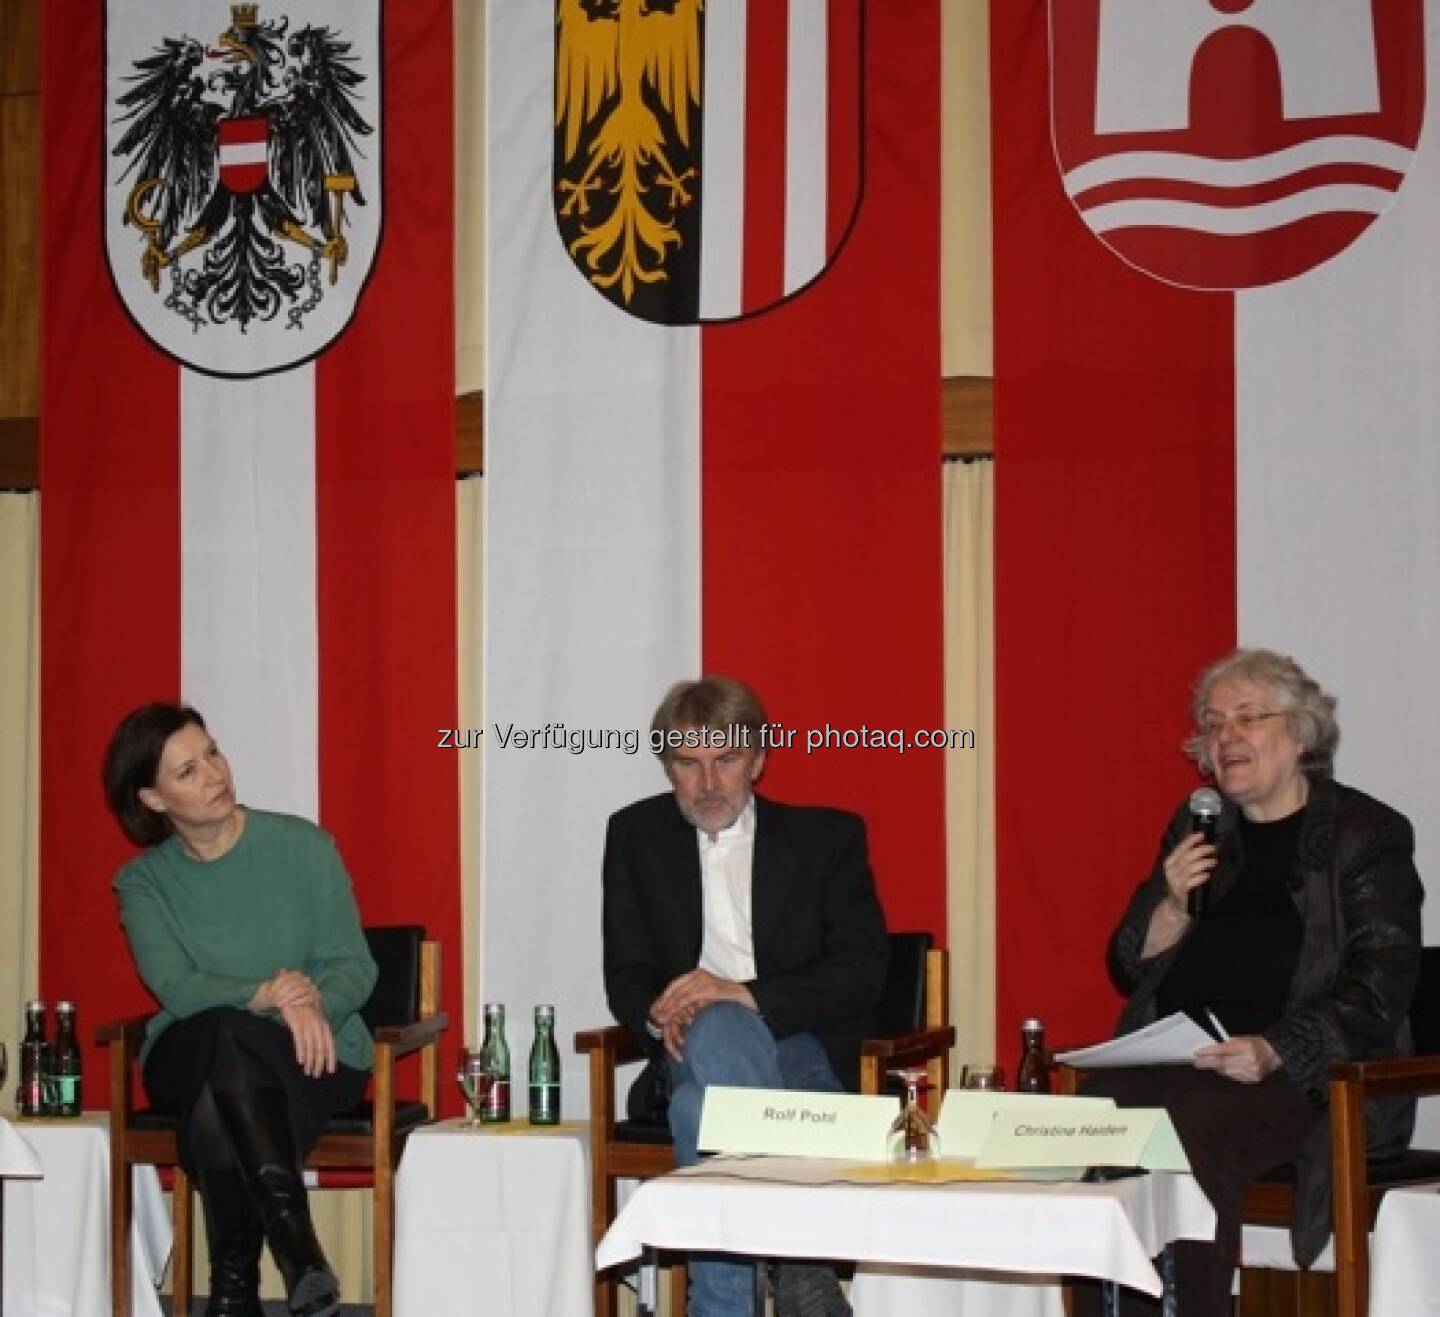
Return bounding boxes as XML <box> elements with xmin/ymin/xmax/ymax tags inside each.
<box><xmin>696</xmin><ymin>796</ymin><xmax>757</xmax><ymax>983</ymax></box>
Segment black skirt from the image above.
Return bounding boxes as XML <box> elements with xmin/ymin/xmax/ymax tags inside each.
<box><xmin>143</xmin><ymin>1007</ymin><xmax>368</xmax><ymax>1168</ymax></box>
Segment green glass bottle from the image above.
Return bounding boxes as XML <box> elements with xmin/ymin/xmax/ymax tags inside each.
<box><xmin>528</xmin><ymin>1004</ymin><xmax>560</xmax><ymax>1125</ymax></box>
<box><xmin>18</xmin><ymin>999</ymin><xmax>49</xmax><ymax>1118</ymax></box>
<box><xmin>49</xmin><ymin>1001</ymin><xmax>83</xmax><ymax>1116</ymax></box>
<box><xmin>480</xmin><ymin>1002</ymin><xmax>511</xmax><ymax>1123</ymax></box>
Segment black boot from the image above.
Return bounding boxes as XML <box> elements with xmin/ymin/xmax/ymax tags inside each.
<box><xmin>196</xmin><ymin>1167</ymin><xmax>265</xmax><ymax>1317</ymax></box>
<box><xmin>774</xmin><ymin>1261</ymin><xmax>853</xmax><ymax>1317</ymax></box>
<box><xmin>213</xmin><ymin>1087</ymin><xmax>340</xmax><ymax>1317</ymax></box>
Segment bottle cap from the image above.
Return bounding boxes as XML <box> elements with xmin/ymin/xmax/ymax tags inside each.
<box><xmin>24</xmin><ymin>999</ymin><xmax>45</xmax><ymax>1012</ymax></box>
<box><xmin>534</xmin><ymin>1004</ymin><xmax>555</xmax><ymax>1021</ymax></box>
<box><xmin>57</xmin><ymin>1000</ymin><xmax>75</xmax><ymax>1012</ymax></box>
<box><xmin>484</xmin><ymin>1002</ymin><xmax>504</xmax><ymax>1017</ymax></box>
<box><xmin>1022</xmin><ymin>1017</ymin><xmax>1045</xmax><ymax>1033</ymax></box>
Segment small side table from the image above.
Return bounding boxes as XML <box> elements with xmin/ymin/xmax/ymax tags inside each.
<box><xmin>0</xmin><ymin>1118</ymin><xmax>44</xmax><ymax>1317</ymax></box>
<box><xmin>394</xmin><ymin>1119</ymin><xmax>592</xmax><ymax>1317</ymax></box>
<box><xmin>2</xmin><ymin>1113</ymin><xmax>170</xmax><ymax>1317</ymax></box>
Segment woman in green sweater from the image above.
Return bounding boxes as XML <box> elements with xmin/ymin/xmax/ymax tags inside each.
<box><xmin>104</xmin><ymin>703</ymin><xmax>378</xmax><ymax>1317</ymax></box>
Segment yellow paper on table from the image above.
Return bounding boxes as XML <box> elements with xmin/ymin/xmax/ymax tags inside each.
<box><xmin>697</xmin><ymin>1086</ymin><xmax>895</xmax><ymax>1162</ymax></box>
<box><xmin>973</xmin><ymin>1104</ymin><xmax>1190</xmax><ymax>1172</ymax></box>
<box><xmin>936</xmin><ymin>1090</ymin><xmax>1119</xmax><ymax>1160</ymax></box>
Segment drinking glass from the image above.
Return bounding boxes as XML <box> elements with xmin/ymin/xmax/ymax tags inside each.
<box><xmin>886</xmin><ymin>1067</ymin><xmax>941</xmax><ymax>1165</ymax></box>
<box><xmin>455</xmin><ymin>1046</ymin><xmax>494</xmax><ymax>1129</ymax></box>
<box><xmin>962</xmin><ymin>1063</ymin><xmax>1005</xmax><ymax>1091</ymax></box>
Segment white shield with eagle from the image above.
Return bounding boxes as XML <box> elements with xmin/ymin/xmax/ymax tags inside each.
<box><xmin>105</xmin><ymin>0</ymin><xmax>383</xmax><ymax>377</ymax></box>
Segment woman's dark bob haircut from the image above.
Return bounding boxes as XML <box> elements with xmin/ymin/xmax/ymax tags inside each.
<box><xmin>103</xmin><ymin>703</ymin><xmax>207</xmax><ymax>847</ymax></box>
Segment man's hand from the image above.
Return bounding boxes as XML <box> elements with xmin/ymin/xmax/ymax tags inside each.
<box><xmin>280</xmin><ymin>1001</ymin><xmax>337</xmax><ymax>1078</ymax></box>
<box><xmin>649</xmin><ymin>970</ymin><xmax>757</xmax><ymax>1062</ymax></box>
<box><xmin>1193</xmin><ymin>1036</ymin><xmax>1280</xmax><ymax>1084</ymax></box>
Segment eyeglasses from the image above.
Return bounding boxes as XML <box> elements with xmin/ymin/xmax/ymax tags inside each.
<box><xmin>1199</xmin><ymin>709</ymin><xmax>1285</xmax><ymax>738</ymax></box>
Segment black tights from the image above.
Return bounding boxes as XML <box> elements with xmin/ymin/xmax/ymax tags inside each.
<box><xmin>184</xmin><ymin>1029</ymin><xmax>288</xmax><ymax>1173</ymax></box>
<box><xmin>143</xmin><ymin>1007</ymin><xmax>366</xmax><ymax>1175</ymax></box>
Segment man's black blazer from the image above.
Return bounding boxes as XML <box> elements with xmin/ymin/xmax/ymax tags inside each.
<box><xmin>602</xmin><ymin>790</ymin><xmax>890</xmax><ymax>1092</ymax></box>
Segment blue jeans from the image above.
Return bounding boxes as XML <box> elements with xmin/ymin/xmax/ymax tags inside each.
<box><xmin>666</xmin><ymin>1002</ymin><xmax>843</xmax><ymax>1317</ymax></box>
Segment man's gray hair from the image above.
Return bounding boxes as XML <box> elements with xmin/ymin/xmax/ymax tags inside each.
<box><xmin>1184</xmin><ymin>647</ymin><xmax>1339</xmax><ymax>778</ymax></box>
<box><xmin>650</xmin><ymin>675</ymin><xmax>767</xmax><ymax>761</ymax></box>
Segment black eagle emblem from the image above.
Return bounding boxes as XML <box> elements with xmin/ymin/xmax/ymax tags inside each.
<box><xmin>111</xmin><ymin>3</ymin><xmax>373</xmax><ymax>332</ymax></box>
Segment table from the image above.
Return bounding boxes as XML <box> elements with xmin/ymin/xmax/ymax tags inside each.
<box><xmin>0</xmin><ymin>1118</ymin><xmax>42</xmax><ymax>1317</ymax></box>
<box><xmin>598</xmin><ymin>1158</ymin><xmax>1216</xmax><ymax>1313</ymax></box>
<box><xmin>1</xmin><ymin>1115</ymin><xmax>170</xmax><ymax>1317</ymax></box>
<box><xmin>393</xmin><ymin>1119</ymin><xmax>592</xmax><ymax>1317</ymax></box>
<box><xmin>1369</xmin><ymin>1186</ymin><xmax>1440</xmax><ymax>1315</ymax></box>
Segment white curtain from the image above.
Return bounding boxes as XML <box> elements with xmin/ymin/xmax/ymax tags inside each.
<box><xmin>943</xmin><ymin>459</ymin><xmax>995</xmax><ymax>1068</ymax></box>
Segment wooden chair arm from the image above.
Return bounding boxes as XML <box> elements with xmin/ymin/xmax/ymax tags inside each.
<box><xmin>574</xmin><ymin>1023</ymin><xmax>645</xmax><ymax>1067</ymax></box>
<box><xmin>1329</xmin><ymin>1053</ymin><xmax>1440</xmax><ymax>1099</ymax></box>
<box><xmin>859</xmin><ymin>1026</ymin><xmax>957</xmax><ymax>1067</ymax></box>
<box><xmin>372</xmin><ymin>1011</ymin><xmax>450</xmax><ymax>1057</ymax></box>
<box><xmin>95</xmin><ymin>1015</ymin><xmax>152</xmax><ymax>1049</ymax></box>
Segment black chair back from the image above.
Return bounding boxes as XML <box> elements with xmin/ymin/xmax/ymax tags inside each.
<box><xmin>361</xmin><ymin>925</ymin><xmax>425</xmax><ymax>1032</ymax></box>
<box><xmin>1410</xmin><ymin>947</ymin><xmax>1440</xmax><ymax>1055</ymax></box>
<box><xmin>872</xmin><ymin>931</ymin><xmax>934</xmax><ymax>1036</ymax></box>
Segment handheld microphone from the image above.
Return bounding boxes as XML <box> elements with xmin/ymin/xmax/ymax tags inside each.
<box><xmin>1186</xmin><ymin>787</ymin><xmax>1223</xmax><ymax>918</ymax></box>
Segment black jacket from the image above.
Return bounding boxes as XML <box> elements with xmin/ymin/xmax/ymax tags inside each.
<box><xmin>1108</xmin><ymin>776</ymin><xmax>1423</xmax><ymax>1266</ymax></box>
<box><xmin>601</xmin><ymin>791</ymin><xmax>890</xmax><ymax>1092</ymax></box>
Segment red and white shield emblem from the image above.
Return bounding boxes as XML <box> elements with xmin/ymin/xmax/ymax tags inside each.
<box><xmin>553</xmin><ymin>0</ymin><xmax>865</xmax><ymax>325</ymax></box>
<box><xmin>105</xmin><ymin>0</ymin><xmax>383</xmax><ymax>377</ymax></box>
<box><xmin>218</xmin><ymin>116</ymin><xmax>268</xmax><ymax>194</ymax></box>
<box><xmin>1049</xmin><ymin>0</ymin><xmax>1425</xmax><ymax>290</ymax></box>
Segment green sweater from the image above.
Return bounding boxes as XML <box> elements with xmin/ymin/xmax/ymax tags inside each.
<box><xmin>114</xmin><ymin>809</ymin><xmax>378</xmax><ymax>1069</ymax></box>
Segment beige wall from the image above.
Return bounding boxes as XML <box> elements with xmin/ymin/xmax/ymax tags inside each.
<box><xmin>943</xmin><ymin>0</ymin><xmax>992</xmax><ymax>377</ymax></box>
<box><xmin>454</xmin><ymin>0</ymin><xmax>992</xmax><ymax>393</ymax></box>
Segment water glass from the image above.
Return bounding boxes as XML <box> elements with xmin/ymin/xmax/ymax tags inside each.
<box><xmin>962</xmin><ymin>1063</ymin><xmax>1005</xmax><ymax>1091</ymax></box>
<box><xmin>886</xmin><ymin>1067</ymin><xmax>941</xmax><ymax>1165</ymax></box>
<box><xmin>455</xmin><ymin>1047</ymin><xmax>494</xmax><ymax>1128</ymax></box>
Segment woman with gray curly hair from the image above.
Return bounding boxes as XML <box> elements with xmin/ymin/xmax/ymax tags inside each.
<box><xmin>1077</xmin><ymin>648</ymin><xmax>1422</xmax><ymax>1315</ymax></box>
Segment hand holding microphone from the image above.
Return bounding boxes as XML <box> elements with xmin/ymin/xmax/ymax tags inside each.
<box><xmin>1161</xmin><ymin>788</ymin><xmax>1222</xmax><ymax>917</ymax></box>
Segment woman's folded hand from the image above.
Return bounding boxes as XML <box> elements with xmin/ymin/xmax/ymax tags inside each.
<box><xmin>279</xmin><ymin>1001</ymin><xmax>338</xmax><ymax>1078</ymax></box>
<box><xmin>250</xmin><ymin>969</ymin><xmax>322</xmax><ymax>1013</ymax></box>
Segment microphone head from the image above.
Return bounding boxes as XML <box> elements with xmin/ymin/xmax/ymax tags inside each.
<box><xmin>1189</xmin><ymin>786</ymin><xmax>1223</xmax><ymax>820</ymax></box>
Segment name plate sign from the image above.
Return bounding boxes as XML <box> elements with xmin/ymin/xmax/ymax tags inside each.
<box><xmin>697</xmin><ymin>1086</ymin><xmax>895</xmax><ymax>1162</ymax></box>
<box><xmin>936</xmin><ymin>1091</ymin><xmax>1117</xmax><ymax>1160</ymax></box>
<box><xmin>973</xmin><ymin>1105</ymin><xmax>1189</xmax><ymax>1172</ymax></box>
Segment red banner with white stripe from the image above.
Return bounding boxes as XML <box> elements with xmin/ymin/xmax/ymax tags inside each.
<box><xmin>488</xmin><ymin>0</ymin><xmax>943</xmax><ymax>1112</ymax></box>
<box><xmin>42</xmin><ymin>0</ymin><xmax>460</xmax><ymax>1085</ymax></box>
<box><xmin>993</xmin><ymin>0</ymin><xmax>1437</xmax><ymax>1058</ymax></box>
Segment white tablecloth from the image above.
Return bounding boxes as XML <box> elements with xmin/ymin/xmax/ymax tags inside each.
<box><xmin>850</xmin><ymin>1265</ymin><xmax>1065</xmax><ymax>1317</ymax></box>
<box><xmin>393</xmin><ymin>1120</ymin><xmax>592</xmax><ymax>1317</ymax></box>
<box><xmin>598</xmin><ymin>1158</ymin><xmax>1215</xmax><ymax>1311</ymax></box>
<box><xmin>1370</xmin><ymin>1186</ymin><xmax>1440</xmax><ymax>1315</ymax></box>
<box><xmin>1</xmin><ymin>1115</ymin><xmax>170</xmax><ymax>1317</ymax></box>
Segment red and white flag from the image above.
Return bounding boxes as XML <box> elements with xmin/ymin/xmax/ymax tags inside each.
<box><xmin>42</xmin><ymin>0</ymin><xmax>461</xmax><ymax>1071</ymax></box>
<box><xmin>993</xmin><ymin>0</ymin><xmax>1437</xmax><ymax>1052</ymax></box>
<box><xmin>485</xmin><ymin>0</ymin><xmax>945</xmax><ymax>1107</ymax></box>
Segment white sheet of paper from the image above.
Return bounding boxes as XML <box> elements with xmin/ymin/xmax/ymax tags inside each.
<box><xmin>1054</xmin><ymin>1012</ymin><xmax>1217</xmax><ymax>1069</ymax></box>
